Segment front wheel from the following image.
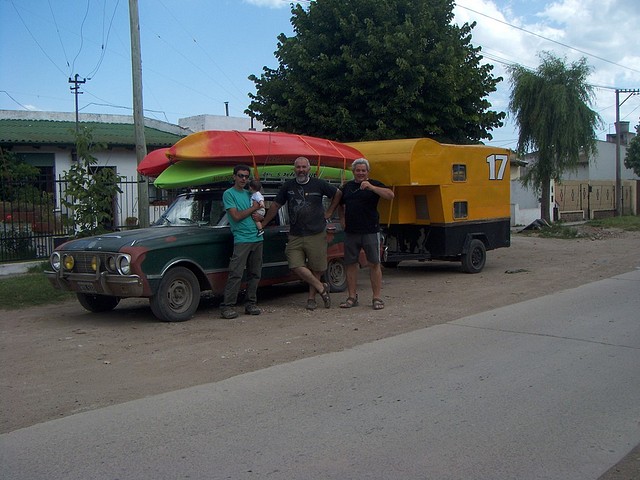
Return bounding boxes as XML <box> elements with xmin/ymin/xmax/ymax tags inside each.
<box><xmin>461</xmin><ymin>239</ymin><xmax>486</xmax><ymax>273</ymax></box>
<box><xmin>149</xmin><ymin>267</ymin><xmax>200</xmax><ymax>322</ymax></box>
<box><xmin>325</xmin><ymin>258</ymin><xmax>347</xmax><ymax>292</ymax></box>
<box><xmin>76</xmin><ymin>293</ymin><xmax>120</xmax><ymax>312</ymax></box>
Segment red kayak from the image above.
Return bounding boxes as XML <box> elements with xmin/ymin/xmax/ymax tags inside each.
<box><xmin>167</xmin><ymin>130</ymin><xmax>363</xmax><ymax>170</ymax></box>
<box><xmin>137</xmin><ymin>148</ymin><xmax>171</xmax><ymax>177</ymax></box>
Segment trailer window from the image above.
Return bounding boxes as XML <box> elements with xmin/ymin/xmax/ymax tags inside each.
<box><xmin>452</xmin><ymin>164</ymin><xmax>467</xmax><ymax>182</ymax></box>
<box><xmin>453</xmin><ymin>201</ymin><xmax>468</xmax><ymax>219</ymax></box>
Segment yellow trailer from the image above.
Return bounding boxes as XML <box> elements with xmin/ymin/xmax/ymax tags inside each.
<box><xmin>348</xmin><ymin>138</ymin><xmax>511</xmax><ymax>273</ymax></box>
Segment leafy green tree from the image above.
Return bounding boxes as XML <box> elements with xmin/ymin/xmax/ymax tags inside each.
<box><xmin>247</xmin><ymin>0</ymin><xmax>505</xmax><ymax>144</ymax></box>
<box><xmin>61</xmin><ymin>127</ymin><xmax>122</xmax><ymax>237</ymax></box>
<box><xmin>624</xmin><ymin>123</ymin><xmax>640</xmax><ymax>177</ymax></box>
<box><xmin>508</xmin><ymin>52</ymin><xmax>601</xmax><ymax>222</ymax></box>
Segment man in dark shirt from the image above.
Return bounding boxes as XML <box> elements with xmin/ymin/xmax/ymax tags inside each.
<box><xmin>262</xmin><ymin>156</ymin><xmax>337</xmax><ymax>310</ymax></box>
<box><xmin>326</xmin><ymin>158</ymin><xmax>394</xmax><ymax>310</ymax></box>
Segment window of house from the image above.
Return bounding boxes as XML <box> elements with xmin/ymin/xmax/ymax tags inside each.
<box><xmin>17</xmin><ymin>152</ymin><xmax>55</xmax><ymax>194</ymax></box>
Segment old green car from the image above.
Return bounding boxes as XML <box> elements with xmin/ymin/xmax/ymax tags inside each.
<box><xmin>46</xmin><ymin>188</ymin><xmax>351</xmax><ymax>322</ymax></box>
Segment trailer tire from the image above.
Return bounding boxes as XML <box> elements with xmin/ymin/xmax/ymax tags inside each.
<box><xmin>461</xmin><ymin>239</ymin><xmax>486</xmax><ymax>273</ymax></box>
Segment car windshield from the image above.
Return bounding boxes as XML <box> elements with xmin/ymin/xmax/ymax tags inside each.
<box><xmin>154</xmin><ymin>192</ymin><xmax>227</xmax><ymax>226</ymax></box>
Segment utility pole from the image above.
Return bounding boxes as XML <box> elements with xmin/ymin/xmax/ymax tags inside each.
<box><xmin>614</xmin><ymin>88</ymin><xmax>640</xmax><ymax>217</ymax></box>
<box><xmin>68</xmin><ymin>74</ymin><xmax>86</xmax><ymax>133</ymax></box>
<box><xmin>128</xmin><ymin>0</ymin><xmax>149</xmax><ymax>227</ymax></box>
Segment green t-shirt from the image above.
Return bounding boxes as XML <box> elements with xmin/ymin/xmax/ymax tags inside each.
<box><xmin>222</xmin><ymin>187</ymin><xmax>263</xmax><ymax>244</ymax></box>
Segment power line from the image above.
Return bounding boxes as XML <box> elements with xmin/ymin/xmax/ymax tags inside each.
<box><xmin>9</xmin><ymin>0</ymin><xmax>67</xmax><ymax>77</ymax></box>
<box><xmin>70</xmin><ymin>0</ymin><xmax>91</xmax><ymax>75</ymax></box>
<box><xmin>86</xmin><ymin>0</ymin><xmax>121</xmax><ymax>79</ymax></box>
<box><xmin>1</xmin><ymin>90</ymin><xmax>31</xmax><ymax>110</ymax></box>
<box><xmin>47</xmin><ymin>0</ymin><xmax>70</xmax><ymax>72</ymax></box>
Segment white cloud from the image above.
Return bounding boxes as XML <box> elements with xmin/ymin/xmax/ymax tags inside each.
<box><xmin>243</xmin><ymin>0</ymin><xmax>298</xmax><ymax>8</ymax></box>
<box><xmin>455</xmin><ymin>0</ymin><xmax>640</xmax><ymax>143</ymax></box>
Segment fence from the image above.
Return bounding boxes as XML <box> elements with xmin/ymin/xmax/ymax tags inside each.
<box><xmin>556</xmin><ymin>180</ymin><xmax>636</xmax><ymax>221</ymax></box>
<box><xmin>1</xmin><ymin>176</ymin><xmax>178</xmax><ymax>263</ymax></box>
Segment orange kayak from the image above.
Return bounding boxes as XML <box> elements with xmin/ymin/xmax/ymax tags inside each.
<box><xmin>167</xmin><ymin>130</ymin><xmax>363</xmax><ymax>170</ymax></box>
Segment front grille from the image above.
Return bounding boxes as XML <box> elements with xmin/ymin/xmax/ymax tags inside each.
<box><xmin>72</xmin><ymin>252</ymin><xmax>111</xmax><ymax>274</ymax></box>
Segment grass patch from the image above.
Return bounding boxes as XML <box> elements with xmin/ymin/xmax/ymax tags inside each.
<box><xmin>536</xmin><ymin>223</ymin><xmax>580</xmax><ymax>239</ymax></box>
<box><xmin>586</xmin><ymin>215</ymin><xmax>640</xmax><ymax>231</ymax></box>
<box><xmin>0</xmin><ymin>271</ymin><xmax>75</xmax><ymax>310</ymax></box>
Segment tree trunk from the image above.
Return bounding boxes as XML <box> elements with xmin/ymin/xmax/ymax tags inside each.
<box><xmin>540</xmin><ymin>177</ymin><xmax>551</xmax><ymax>223</ymax></box>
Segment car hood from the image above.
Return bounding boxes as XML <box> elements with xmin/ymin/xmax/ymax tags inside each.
<box><xmin>56</xmin><ymin>226</ymin><xmax>226</xmax><ymax>252</ymax></box>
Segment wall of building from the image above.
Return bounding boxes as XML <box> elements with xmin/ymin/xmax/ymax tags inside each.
<box><xmin>178</xmin><ymin>114</ymin><xmax>264</xmax><ymax>132</ymax></box>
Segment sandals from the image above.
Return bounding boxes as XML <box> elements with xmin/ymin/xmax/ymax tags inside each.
<box><xmin>306</xmin><ymin>299</ymin><xmax>317</xmax><ymax>311</ymax></box>
<box><xmin>340</xmin><ymin>295</ymin><xmax>359</xmax><ymax>308</ymax></box>
<box><xmin>319</xmin><ymin>283</ymin><xmax>331</xmax><ymax>309</ymax></box>
<box><xmin>372</xmin><ymin>298</ymin><xmax>385</xmax><ymax>310</ymax></box>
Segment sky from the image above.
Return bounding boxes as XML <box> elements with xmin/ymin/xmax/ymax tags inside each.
<box><xmin>1</xmin><ymin>0</ymin><xmax>639</xmax><ymax>150</ymax></box>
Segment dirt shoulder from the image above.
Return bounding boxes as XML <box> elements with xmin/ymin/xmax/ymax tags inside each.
<box><xmin>1</xmin><ymin>227</ymin><xmax>639</xmax><ymax>436</ymax></box>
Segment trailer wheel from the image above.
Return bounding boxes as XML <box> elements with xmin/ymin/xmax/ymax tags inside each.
<box><xmin>76</xmin><ymin>293</ymin><xmax>120</xmax><ymax>312</ymax></box>
<box><xmin>461</xmin><ymin>239</ymin><xmax>486</xmax><ymax>273</ymax></box>
<box><xmin>149</xmin><ymin>266</ymin><xmax>200</xmax><ymax>322</ymax></box>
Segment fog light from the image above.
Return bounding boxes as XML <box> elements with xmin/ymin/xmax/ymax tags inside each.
<box><xmin>91</xmin><ymin>256</ymin><xmax>98</xmax><ymax>272</ymax></box>
<box><xmin>63</xmin><ymin>254</ymin><xmax>75</xmax><ymax>271</ymax></box>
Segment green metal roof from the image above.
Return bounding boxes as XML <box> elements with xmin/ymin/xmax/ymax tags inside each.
<box><xmin>0</xmin><ymin>119</ymin><xmax>185</xmax><ymax>148</ymax></box>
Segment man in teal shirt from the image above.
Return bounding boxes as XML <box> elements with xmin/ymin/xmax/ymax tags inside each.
<box><xmin>220</xmin><ymin>165</ymin><xmax>264</xmax><ymax>319</ymax></box>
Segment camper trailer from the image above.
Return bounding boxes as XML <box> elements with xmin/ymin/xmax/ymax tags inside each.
<box><xmin>349</xmin><ymin>138</ymin><xmax>512</xmax><ymax>273</ymax></box>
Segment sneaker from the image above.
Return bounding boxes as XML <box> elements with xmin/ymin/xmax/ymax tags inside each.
<box><xmin>257</xmin><ymin>229</ymin><xmax>264</xmax><ymax>237</ymax></box>
<box><xmin>244</xmin><ymin>304</ymin><xmax>261</xmax><ymax>315</ymax></box>
<box><xmin>220</xmin><ymin>307</ymin><xmax>238</xmax><ymax>319</ymax></box>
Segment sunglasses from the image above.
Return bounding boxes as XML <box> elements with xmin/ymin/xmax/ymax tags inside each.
<box><xmin>236</xmin><ymin>173</ymin><xmax>250</xmax><ymax>179</ymax></box>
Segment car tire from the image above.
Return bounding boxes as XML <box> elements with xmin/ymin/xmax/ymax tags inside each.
<box><xmin>325</xmin><ymin>258</ymin><xmax>347</xmax><ymax>292</ymax></box>
<box><xmin>76</xmin><ymin>293</ymin><xmax>120</xmax><ymax>312</ymax></box>
<box><xmin>149</xmin><ymin>266</ymin><xmax>200</xmax><ymax>322</ymax></box>
<box><xmin>461</xmin><ymin>238</ymin><xmax>486</xmax><ymax>273</ymax></box>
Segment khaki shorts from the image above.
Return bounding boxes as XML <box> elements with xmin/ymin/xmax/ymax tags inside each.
<box><xmin>286</xmin><ymin>231</ymin><xmax>327</xmax><ymax>272</ymax></box>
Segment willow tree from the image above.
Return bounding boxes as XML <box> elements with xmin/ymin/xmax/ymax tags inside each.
<box><xmin>247</xmin><ymin>0</ymin><xmax>504</xmax><ymax>144</ymax></box>
<box><xmin>508</xmin><ymin>52</ymin><xmax>601</xmax><ymax>222</ymax></box>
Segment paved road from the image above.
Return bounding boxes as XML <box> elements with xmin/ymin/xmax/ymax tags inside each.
<box><xmin>2</xmin><ymin>270</ymin><xmax>639</xmax><ymax>480</ymax></box>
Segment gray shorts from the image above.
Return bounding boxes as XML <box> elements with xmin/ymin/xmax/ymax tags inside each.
<box><xmin>344</xmin><ymin>232</ymin><xmax>381</xmax><ymax>265</ymax></box>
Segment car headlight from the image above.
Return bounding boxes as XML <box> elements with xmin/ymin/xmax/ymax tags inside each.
<box><xmin>106</xmin><ymin>255</ymin><xmax>117</xmax><ymax>273</ymax></box>
<box><xmin>63</xmin><ymin>254</ymin><xmax>75</xmax><ymax>271</ymax></box>
<box><xmin>117</xmin><ymin>255</ymin><xmax>131</xmax><ymax>275</ymax></box>
<box><xmin>50</xmin><ymin>252</ymin><xmax>61</xmax><ymax>271</ymax></box>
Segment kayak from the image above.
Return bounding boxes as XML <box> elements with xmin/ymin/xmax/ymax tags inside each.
<box><xmin>167</xmin><ymin>130</ymin><xmax>363</xmax><ymax>170</ymax></box>
<box><xmin>154</xmin><ymin>162</ymin><xmax>353</xmax><ymax>189</ymax></box>
<box><xmin>137</xmin><ymin>148</ymin><xmax>171</xmax><ymax>177</ymax></box>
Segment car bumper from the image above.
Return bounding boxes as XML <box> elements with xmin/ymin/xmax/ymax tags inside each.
<box><xmin>45</xmin><ymin>270</ymin><xmax>144</xmax><ymax>297</ymax></box>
